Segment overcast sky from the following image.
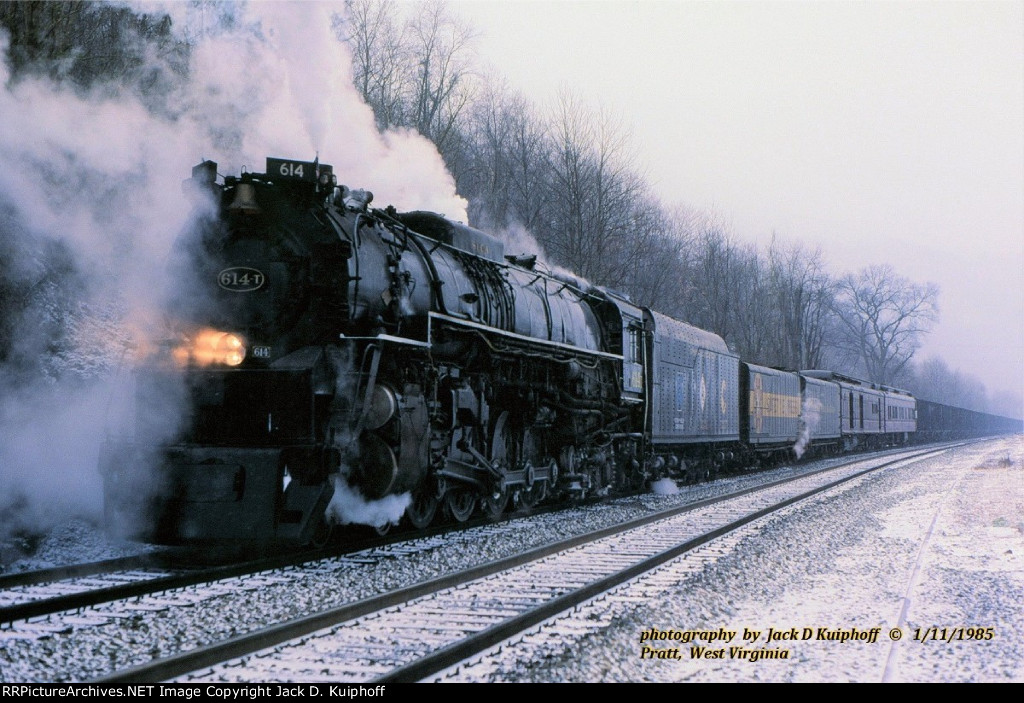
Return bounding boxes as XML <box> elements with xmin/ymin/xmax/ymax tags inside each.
<box><xmin>446</xmin><ymin>0</ymin><xmax>1023</xmax><ymax>404</ymax></box>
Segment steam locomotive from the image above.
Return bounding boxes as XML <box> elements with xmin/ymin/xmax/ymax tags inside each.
<box><xmin>99</xmin><ymin>157</ymin><xmax>1021</xmax><ymax>545</ymax></box>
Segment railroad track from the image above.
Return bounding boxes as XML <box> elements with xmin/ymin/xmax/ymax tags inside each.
<box><xmin>0</xmin><ymin>492</ymin><xmax>587</xmax><ymax>630</ymax></box>
<box><xmin>85</xmin><ymin>443</ymin><xmax>961</xmax><ymax>683</ymax></box>
<box><xmin>0</xmin><ymin>563</ymin><xmax>181</xmax><ymax>626</ymax></box>
<box><xmin>0</xmin><ymin>553</ymin><xmax>169</xmax><ymax>591</ymax></box>
<box><xmin>0</xmin><ymin>535</ymin><xmax>410</xmax><ymax>629</ymax></box>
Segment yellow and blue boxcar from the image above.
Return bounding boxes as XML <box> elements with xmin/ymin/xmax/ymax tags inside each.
<box><xmin>740</xmin><ymin>363</ymin><xmax>801</xmax><ymax>447</ymax></box>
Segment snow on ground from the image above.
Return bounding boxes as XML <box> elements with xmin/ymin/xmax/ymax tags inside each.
<box><xmin>445</xmin><ymin>436</ymin><xmax>1024</xmax><ymax>683</ymax></box>
<box><xmin>2</xmin><ymin>438</ymin><xmax>1020</xmax><ymax>682</ymax></box>
<box><xmin>0</xmin><ymin>519</ymin><xmax>155</xmax><ymax>573</ymax></box>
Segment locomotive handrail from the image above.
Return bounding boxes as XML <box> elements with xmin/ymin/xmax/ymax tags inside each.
<box><xmin>427</xmin><ymin>311</ymin><xmax>623</xmax><ymax>361</ymax></box>
<box><xmin>338</xmin><ymin>333</ymin><xmax>431</xmax><ymax>348</ymax></box>
<box><xmin>464</xmin><ymin>326</ymin><xmax>602</xmax><ymax>366</ymax></box>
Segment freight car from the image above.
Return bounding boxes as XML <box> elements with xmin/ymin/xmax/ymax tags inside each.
<box><xmin>739</xmin><ymin>363</ymin><xmax>801</xmax><ymax>460</ymax></box>
<box><xmin>99</xmin><ymin>157</ymin><xmax>1021</xmax><ymax>545</ymax></box>
<box><xmin>916</xmin><ymin>398</ymin><xmax>1023</xmax><ymax>441</ymax></box>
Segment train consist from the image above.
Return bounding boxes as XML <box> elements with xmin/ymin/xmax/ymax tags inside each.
<box><xmin>99</xmin><ymin>157</ymin><xmax>1022</xmax><ymax>545</ymax></box>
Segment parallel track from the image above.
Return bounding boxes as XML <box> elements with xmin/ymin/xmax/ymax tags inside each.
<box><xmin>0</xmin><ymin>493</ymin><xmax>579</xmax><ymax>626</ymax></box>
<box><xmin>0</xmin><ymin>553</ymin><xmax>166</xmax><ymax>590</ymax></box>
<box><xmin>91</xmin><ymin>443</ymin><xmax>960</xmax><ymax>683</ymax></box>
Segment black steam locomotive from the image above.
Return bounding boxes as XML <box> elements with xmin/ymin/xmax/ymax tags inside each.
<box><xmin>99</xmin><ymin>157</ymin><xmax>1021</xmax><ymax>545</ymax></box>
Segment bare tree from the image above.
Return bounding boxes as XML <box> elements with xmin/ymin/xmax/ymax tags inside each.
<box><xmin>731</xmin><ymin>244</ymin><xmax>773</xmax><ymax>362</ymax></box>
<box><xmin>544</xmin><ymin>92</ymin><xmax>649</xmax><ymax>288</ymax></box>
<box><xmin>618</xmin><ymin>201</ymin><xmax>691</xmax><ymax>312</ymax></box>
<box><xmin>680</xmin><ymin>214</ymin><xmax>743</xmax><ymax>344</ymax></box>
<box><xmin>832</xmin><ymin>264</ymin><xmax>939</xmax><ymax>385</ymax></box>
<box><xmin>406</xmin><ymin>0</ymin><xmax>477</xmax><ymax>156</ymax></box>
<box><xmin>0</xmin><ymin>1</ymin><xmax>186</xmax><ymax>107</ymax></box>
<box><xmin>502</xmin><ymin>91</ymin><xmax>552</xmax><ymax>233</ymax></box>
<box><xmin>336</xmin><ymin>0</ymin><xmax>476</xmax><ymax>169</ymax></box>
<box><xmin>338</xmin><ymin>0</ymin><xmax>410</xmax><ymax>130</ymax></box>
<box><xmin>0</xmin><ymin>1</ymin><xmax>91</xmax><ymax>78</ymax></box>
<box><xmin>544</xmin><ymin>90</ymin><xmax>593</xmax><ymax>272</ymax></box>
<box><xmin>462</xmin><ymin>76</ymin><xmax>550</xmax><ymax>231</ymax></box>
<box><xmin>334</xmin><ymin>2</ymin><xmax>960</xmax><ymax>395</ymax></box>
<box><xmin>767</xmin><ymin>239</ymin><xmax>835</xmax><ymax>369</ymax></box>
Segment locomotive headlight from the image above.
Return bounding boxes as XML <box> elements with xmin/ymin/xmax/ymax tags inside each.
<box><xmin>174</xmin><ymin>329</ymin><xmax>247</xmax><ymax>367</ymax></box>
<box><xmin>220</xmin><ymin>333</ymin><xmax>246</xmax><ymax>366</ymax></box>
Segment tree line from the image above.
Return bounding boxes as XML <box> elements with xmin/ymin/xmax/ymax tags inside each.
<box><xmin>0</xmin><ymin>0</ymin><xmax>1016</xmax><ymax>417</ymax></box>
<box><xmin>338</xmin><ymin>0</ymin><xmax>1007</xmax><ymax>413</ymax></box>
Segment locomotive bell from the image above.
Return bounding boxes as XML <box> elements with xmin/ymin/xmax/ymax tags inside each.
<box><xmin>228</xmin><ymin>182</ymin><xmax>261</xmax><ymax>214</ymax></box>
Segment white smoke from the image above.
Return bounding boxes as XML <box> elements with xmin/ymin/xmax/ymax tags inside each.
<box><xmin>322</xmin><ymin>345</ymin><xmax>414</xmax><ymax>529</ymax></box>
<box><xmin>327</xmin><ymin>479</ymin><xmax>411</xmax><ymax>530</ymax></box>
<box><xmin>542</xmin><ymin>262</ymin><xmax>596</xmax><ymax>294</ymax></box>
<box><xmin>157</xmin><ymin>1</ymin><xmax>468</xmax><ymax>218</ymax></box>
<box><xmin>0</xmin><ymin>3</ymin><xmax>468</xmax><ymax>543</ymax></box>
<box><xmin>794</xmin><ymin>396</ymin><xmax>822</xmax><ymax>459</ymax></box>
<box><xmin>498</xmin><ymin>221</ymin><xmax>547</xmax><ymax>261</ymax></box>
<box><xmin>650</xmin><ymin>477</ymin><xmax>680</xmax><ymax>495</ymax></box>
<box><xmin>0</xmin><ymin>29</ymin><xmax>196</xmax><ymax>543</ymax></box>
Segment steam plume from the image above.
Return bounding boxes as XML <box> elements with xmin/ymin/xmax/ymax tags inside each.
<box><xmin>0</xmin><ymin>3</ymin><xmax>467</xmax><ymax>542</ymax></box>
<box><xmin>794</xmin><ymin>397</ymin><xmax>822</xmax><ymax>459</ymax></box>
